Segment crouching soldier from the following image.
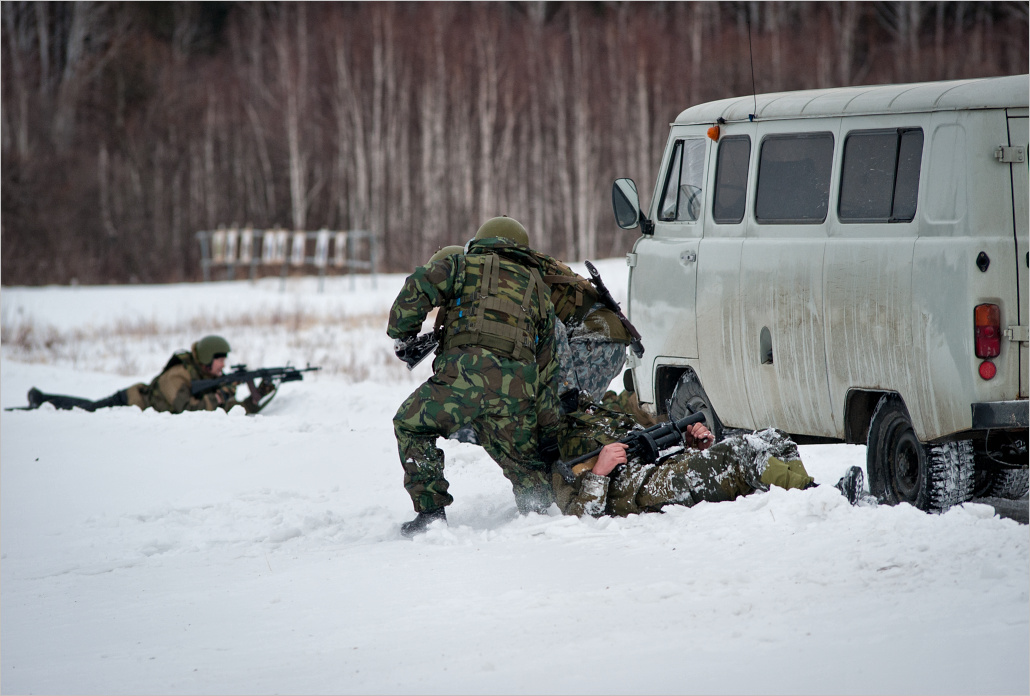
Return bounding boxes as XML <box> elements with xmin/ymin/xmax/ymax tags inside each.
<box><xmin>22</xmin><ymin>335</ymin><xmax>276</xmax><ymax>414</ymax></box>
<box><xmin>553</xmin><ymin>392</ymin><xmax>866</xmax><ymax>518</ymax></box>
<box><xmin>389</xmin><ymin>217</ymin><xmax>562</xmax><ymax>536</ymax></box>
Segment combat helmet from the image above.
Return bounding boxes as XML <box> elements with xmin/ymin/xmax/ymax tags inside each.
<box><xmin>194</xmin><ymin>335</ymin><xmax>231</xmax><ymax>365</ymax></box>
<box><xmin>428</xmin><ymin>245</ymin><xmax>464</xmax><ymax>264</ymax></box>
<box><xmin>474</xmin><ymin>216</ymin><xmax>529</xmax><ymax>247</ymax></box>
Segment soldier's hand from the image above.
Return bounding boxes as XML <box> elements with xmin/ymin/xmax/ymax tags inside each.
<box><xmin>393</xmin><ymin>336</ymin><xmax>415</xmax><ymax>360</ymax></box>
<box><xmin>594</xmin><ymin>442</ymin><xmax>629</xmax><ymax>476</ymax></box>
<box><xmin>255</xmin><ymin>379</ymin><xmax>277</xmax><ymax>398</ymax></box>
<box><xmin>215</xmin><ymin>384</ymin><xmax>236</xmax><ymax>405</ymax></box>
<box><xmin>684</xmin><ymin>422</ymin><xmax>714</xmax><ymax>451</ymax></box>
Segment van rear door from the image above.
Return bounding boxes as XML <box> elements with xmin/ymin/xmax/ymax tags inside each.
<box><xmin>1007</xmin><ymin>111</ymin><xmax>1028</xmax><ymax>397</ymax></box>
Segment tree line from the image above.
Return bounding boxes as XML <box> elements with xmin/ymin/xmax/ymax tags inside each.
<box><xmin>3</xmin><ymin>1</ymin><xmax>1027</xmax><ymax>286</ymax></box>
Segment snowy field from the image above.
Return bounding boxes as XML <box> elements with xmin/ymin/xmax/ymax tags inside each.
<box><xmin>1</xmin><ymin>259</ymin><xmax>1027</xmax><ymax>695</ymax></box>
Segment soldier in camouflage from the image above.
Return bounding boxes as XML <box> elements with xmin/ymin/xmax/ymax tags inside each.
<box><xmin>552</xmin><ymin>392</ymin><xmax>865</xmax><ymax>517</ymax></box>
<box><xmin>23</xmin><ymin>335</ymin><xmax>276</xmax><ymax>414</ymax></box>
<box><xmin>427</xmin><ymin>238</ymin><xmax>631</xmax><ymax>405</ymax></box>
<box><xmin>388</xmin><ymin>217</ymin><xmax>562</xmax><ymax>536</ymax></box>
<box><xmin>531</xmin><ymin>253</ymin><xmax>631</xmax><ymax>403</ymax></box>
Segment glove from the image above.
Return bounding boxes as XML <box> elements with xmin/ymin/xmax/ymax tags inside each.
<box><xmin>255</xmin><ymin>379</ymin><xmax>277</xmax><ymax>398</ymax></box>
<box><xmin>394</xmin><ymin>336</ymin><xmax>415</xmax><ymax>360</ymax></box>
<box><xmin>538</xmin><ymin>435</ymin><xmax>561</xmax><ymax>465</ymax></box>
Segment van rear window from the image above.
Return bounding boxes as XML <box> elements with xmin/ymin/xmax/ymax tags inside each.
<box><xmin>712</xmin><ymin>137</ymin><xmax>751</xmax><ymax>224</ymax></box>
<box><xmin>755</xmin><ymin>133</ymin><xmax>834</xmax><ymax>224</ymax></box>
<box><xmin>839</xmin><ymin>129</ymin><xmax>924</xmax><ymax>223</ymax></box>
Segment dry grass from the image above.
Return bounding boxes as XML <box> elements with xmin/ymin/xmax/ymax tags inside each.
<box><xmin>1</xmin><ymin>309</ymin><xmax>406</xmax><ymax>382</ymax></box>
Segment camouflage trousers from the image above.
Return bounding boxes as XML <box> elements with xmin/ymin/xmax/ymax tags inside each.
<box><xmin>633</xmin><ymin>429</ymin><xmax>812</xmax><ymax>511</ymax></box>
<box><xmin>393</xmin><ymin>349</ymin><xmax>553</xmax><ymax>515</ymax></box>
<box><xmin>555</xmin><ymin>320</ymin><xmax>628</xmax><ymax>403</ymax></box>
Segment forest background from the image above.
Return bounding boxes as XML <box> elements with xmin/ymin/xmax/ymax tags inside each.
<box><xmin>2</xmin><ymin>1</ymin><xmax>1028</xmax><ymax>286</ymax></box>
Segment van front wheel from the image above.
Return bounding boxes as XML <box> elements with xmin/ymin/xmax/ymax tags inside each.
<box><xmin>867</xmin><ymin>395</ymin><xmax>974</xmax><ymax>512</ymax></box>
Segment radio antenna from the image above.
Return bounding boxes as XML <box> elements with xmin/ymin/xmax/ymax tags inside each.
<box><xmin>747</xmin><ymin>16</ymin><xmax>757</xmax><ymax>121</ymax></box>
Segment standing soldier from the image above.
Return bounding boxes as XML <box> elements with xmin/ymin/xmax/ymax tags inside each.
<box><xmin>388</xmin><ymin>217</ymin><xmax>562</xmax><ymax>536</ymax></box>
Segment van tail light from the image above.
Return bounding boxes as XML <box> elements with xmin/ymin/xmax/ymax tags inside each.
<box><xmin>974</xmin><ymin>303</ymin><xmax>1001</xmax><ymax>358</ymax></box>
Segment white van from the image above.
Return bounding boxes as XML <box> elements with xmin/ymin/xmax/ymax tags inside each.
<box><xmin>611</xmin><ymin>74</ymin><xmax>1028</xmax><ymax>512</ymax></box>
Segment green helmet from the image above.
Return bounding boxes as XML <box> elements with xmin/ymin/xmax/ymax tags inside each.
<box><xmin>194</xmin><ymin>335</ymin><xmax>231</xmax><ymax>365</ymax></box>
<box><xmin>428</xmin><ymin>245</ymin><xmax>465</xmax><ymax>264</ymax></box>
<box><xmin>474</xmin><ymin>216</ymin><xmax>529</xmax><ymax>247</ymax></box>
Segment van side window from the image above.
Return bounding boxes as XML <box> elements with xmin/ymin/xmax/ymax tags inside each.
<box><xmin>712</xmin><ymin>136</ymin><xmax>751</xmax><ymax>224</ymax></box>
<box><xmin>658</xmin><ymin>139</ymin><xmax>706</xmax><ymax>222</ymax></box>
<box><xmin>755</xmin><ymin>133</ymin><xmax>834</xmax><ymax>224</ymax></box>
<box><xmin>839</xmin><ymin>128</ymin><xmax>924</xmax><ymax>222</ymax></box>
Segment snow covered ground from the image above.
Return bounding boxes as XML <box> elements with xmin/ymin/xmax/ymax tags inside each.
<box><xmin>2</xmin><ymin>260</ymin><xmax>1027</xmax><ymax>695</ymax></box>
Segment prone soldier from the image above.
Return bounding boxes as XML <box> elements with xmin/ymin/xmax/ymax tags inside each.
<box><xmin>18</xmin><ymin>335</ymin><xmax>278</xmax><ymax>415</ymax></box>
<box><xmin>553</xmin><ymin>391</ymin><xmax>867</xmax><ymax>517</ymax></box>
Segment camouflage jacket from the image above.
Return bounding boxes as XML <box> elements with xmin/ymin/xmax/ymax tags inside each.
<box><xmin>127</xmin><ymin>350</ymin><xmax>257</xmax><ymax>414</ymax></box>
<box><xmin>388</xmin><ymin>237</ymin><xmax>562</xmax><ymax>435</ymax></box>
<box><xmin>552</xmin><ymin>393</ymin><xmax>665</xmax><ymax>516</ymax></box>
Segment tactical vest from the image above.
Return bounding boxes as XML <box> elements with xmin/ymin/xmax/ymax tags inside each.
<box><xmin>439</xmin><ymin>251</ymin><xmax>549</xmax><ymax>362</ymax></box>
<box><xmin>534</xmin><ymin>253</ymin><xmax>600</xmax><ymax>325</ymax></box>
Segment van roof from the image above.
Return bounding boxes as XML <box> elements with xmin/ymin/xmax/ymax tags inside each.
<box><xmin>674</xmin><ymin>74</ymin><xmax>1029</xmax><ymax>125</ymax></box>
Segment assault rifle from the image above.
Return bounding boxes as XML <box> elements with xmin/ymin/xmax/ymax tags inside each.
<box><xmin>553</xmin><ymin>411</ymin><xmax>706</xmax><ymax>484</ymax></box>
<box><xmin>584</xmin><ymin>260</ymin><xmax>644</xmax><ymax>359</ymax></box>
<box><xmin>190</xmin><ymin>364</ymin><xmax>321</xmax><ymax>398</ymax></box>
<box><xmin>394</xmin><ymin>332</ymin><xmax>439</xmax><ymax>370</ymax></box>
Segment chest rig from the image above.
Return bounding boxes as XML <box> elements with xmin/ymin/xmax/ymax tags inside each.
<box><xmin>439</xmin><ymin>251</ymin><xmax>549</xmax><ymax>362</ymax></box>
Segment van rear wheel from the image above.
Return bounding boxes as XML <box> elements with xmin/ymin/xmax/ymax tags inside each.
<box><xmin>866</xmin><ymin>395</ymin><xmax>974</xmax><ymax>512</ymax></box>
<box><xmin>668</xmin><ymin>370</ymin><xmax>724</xmax><ymax>443</ymax></box>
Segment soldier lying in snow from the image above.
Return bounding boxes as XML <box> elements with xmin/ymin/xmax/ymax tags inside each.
<box><xmin>18</xmin><ymin>335</ymin><xmax>278</xmax><ymax>415</ymax></box>
<box><xmin>552</xmin><ymin>390</ymin><xmax>867</xmax><ymax>518</ymax></box>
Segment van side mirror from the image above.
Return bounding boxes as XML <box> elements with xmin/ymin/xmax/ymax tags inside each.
<box><xmin>612</xmin><ymin>178</ymin><xmax>653</xmax><ymax>235</ymax></box>
<box><xmin>613</xmin><ymin>178</ymin><xmax>640</xmax><ymax>229</ymax></box>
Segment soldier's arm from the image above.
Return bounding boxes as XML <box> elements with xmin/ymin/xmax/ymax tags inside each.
<box><xmin>387</xmin><ymin>256</ymin><xmax>460</xmax><ymax>339</ymax></box>
<box><xmin>552</xmin><ymin>464</ymin><xmax>610</xmax><ymax>517</ymax></box>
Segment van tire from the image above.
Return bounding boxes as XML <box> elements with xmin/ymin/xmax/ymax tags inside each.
<box><xmin>866</xmin><ymin>395</ymin><xmax>974</xmax><ymax>512</ymax></box>
<box><xmin>987</xmin><ymin>469</ymin><xmax>1030</xmax><ymax>499</ymax></box>
<box><xmin>668</xmin><ymin>371</ymin><xmax>724</xmax><ymax>443</ymax></box>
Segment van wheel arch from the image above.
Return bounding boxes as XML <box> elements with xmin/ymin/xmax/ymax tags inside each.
<box><xmin>843</xmin><ymin>389</ymin><xmax>890</xmax><ymax>445</ymax></box>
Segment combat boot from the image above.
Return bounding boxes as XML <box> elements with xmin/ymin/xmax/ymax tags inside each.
<box><xmin>400</xmin><ymin>508</ymin><xmax>446</xmax><ymax>538</ymax></box>
<box><xmin>26</xmin><ymin>388</ymin><xmax>45</xmax><ymax>409</ymax></box>
<box><xmin>835</xmin><ymin>466</ymin><xmax>865</xmax><ymax>505</ymax></box>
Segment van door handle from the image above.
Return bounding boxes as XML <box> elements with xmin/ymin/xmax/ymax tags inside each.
<box><xmin>680</xmin><ymin>251</ymin><xmax>697</xmax><ymax>264</ymax></box>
